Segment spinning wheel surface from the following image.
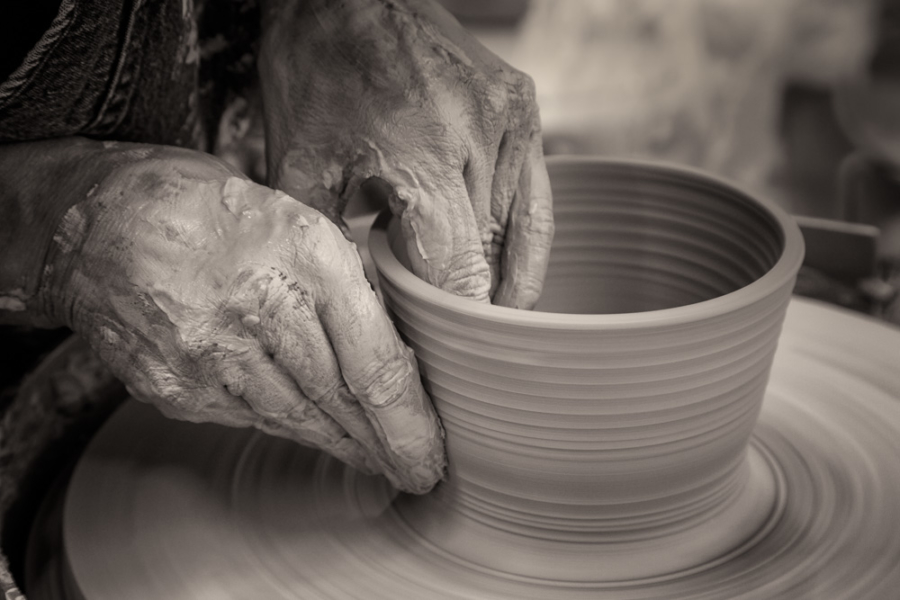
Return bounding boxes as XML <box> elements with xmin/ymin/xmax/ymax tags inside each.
<box><xmin>59</xmin><ymin>299</ymin><xmax>900</xmax><ymax>599</ymax></box>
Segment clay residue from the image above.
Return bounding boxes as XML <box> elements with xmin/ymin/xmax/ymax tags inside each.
<box><xmin>53</xmin><ymin>204</ymin><xmax>87</xmax><ymax>253</ymax></box>
<box><xmin>221</xmin><ymin>177</ymin><xmax>255</xmax><ymax>218</ymax></box>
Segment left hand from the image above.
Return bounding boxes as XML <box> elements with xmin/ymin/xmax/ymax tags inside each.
<box><xmin>18</xmin><ymin>141</ymin><xmax>445</xmax><ymax>493</ymax></box>
<box><xmin>258</xmin><ymin>0</ymin><xmax>554</xmax><ymax>308</ymax></box>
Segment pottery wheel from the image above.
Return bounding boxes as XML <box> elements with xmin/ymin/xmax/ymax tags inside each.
<box><xmin>61</xmin><ymin>298</ymin><xmax>900</xmax><ymax>599</ymax></box>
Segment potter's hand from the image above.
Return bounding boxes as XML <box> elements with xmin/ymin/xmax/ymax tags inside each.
<box><xmin>1</xmin><ymin>140</ymin><xmax>444</xmax><ymax>493</ymax></box>
<box><xmin>259</xmin><ymin>0</ymin><xmax>554</xmax><ymax>308</ymax></box>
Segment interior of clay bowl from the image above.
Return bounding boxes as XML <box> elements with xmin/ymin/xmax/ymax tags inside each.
<box><xmin>535</xmin><ymin>162</ymin><xmax>785</xmax><ymax>313</ymax></box>
<box><xmin>367</xmin><ymin>156</ymin><xmax>804</xmax><ymax>582</ymax></box>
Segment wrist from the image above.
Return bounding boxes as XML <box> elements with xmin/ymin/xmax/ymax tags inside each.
<box><xmin>0</xmin><ymin>138</ymin><xmax>102</xmax><ymax>326</ymax></box>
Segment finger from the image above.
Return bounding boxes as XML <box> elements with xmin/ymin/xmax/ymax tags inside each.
<box><xmin>484</xmin><ymin>125</ymin><xmax>531</xmax><ymax>298</ymax></box>
<box><xmin>250</xmin><ymin>274</ymin><xmax>400</xmax><ymax>482</ymax></box>
<box><xmin>387</xmin><ymin>170</ymin><xmax>492</xmax><ymax>303</ymax></box>
<box><xmin>313</xmin><ymin>226</ymin><xmax>447</xmax><ymax>493</ymax></box>
<box><xmin>492</xmin><ymin>125</ymin><xmax>555</xmax><ymax>309</ymax></box>
<box><xmin>214</xmin><ymin>347</ymin><xmax>378</xmax><ymax>475</ymax></box>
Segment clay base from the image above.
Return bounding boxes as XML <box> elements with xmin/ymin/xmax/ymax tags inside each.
<box><xmin>392</xmin><ymin>445</ymin><xmax>780</xmax><ymax>582</ymax></box>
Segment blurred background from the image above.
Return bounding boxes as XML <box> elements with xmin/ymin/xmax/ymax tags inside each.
<box><xmin>439</xmin><ymin>0</ymin><xmax>900</xmax><ymax>324</ymax></box>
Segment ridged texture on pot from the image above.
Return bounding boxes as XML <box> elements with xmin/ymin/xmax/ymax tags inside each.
<box><xmin>369</xmin><ymin>157</ymin><xmax>804</xmax><ymax>580</ymax></box>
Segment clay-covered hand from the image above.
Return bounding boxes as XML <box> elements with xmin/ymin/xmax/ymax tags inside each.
<box><xmin>43</xmin><ymin>145</ymin><xmax>445</xmax><ymax>493</ymax></box>
<box><xmin>259</xmin><ymin>0</ymin><xmax>554</xmax><ymax>308</ymax></box>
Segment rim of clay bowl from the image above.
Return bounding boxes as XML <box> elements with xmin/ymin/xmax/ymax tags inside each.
<box><xmin>368</xmin><ymin>156</ymin><xmax>805</xmax><ymax>330</ymax></box>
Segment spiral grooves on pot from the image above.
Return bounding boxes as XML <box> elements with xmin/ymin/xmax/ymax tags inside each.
<box><xmin>370</xmin><ymin>157</ymin><xmax>804</xmax><ymax>581</ymax></box>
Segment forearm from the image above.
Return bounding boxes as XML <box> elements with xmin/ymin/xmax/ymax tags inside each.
<box><xmin>0</xmin><ymin>138</ymin><xmax>98</xmax><ymax>325</ymax></box>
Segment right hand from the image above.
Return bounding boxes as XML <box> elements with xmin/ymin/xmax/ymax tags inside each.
<box><xmin>259</xmin><ymin>0</ymin><xmax>555</xmax><ymax>309</ymax></box>
<box><xmin>40</xmin><ymin>143</ymin><xmax>445</xmax><ymax>493</ymax></box>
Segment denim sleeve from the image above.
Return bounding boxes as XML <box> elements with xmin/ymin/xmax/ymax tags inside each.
<box><xmin>0</xmin><ymin>0</ymin><xmax>213</xmax><ymax>150</ymax></box>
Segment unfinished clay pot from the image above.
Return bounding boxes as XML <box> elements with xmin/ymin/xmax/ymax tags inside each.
<box><xmin>367</xmin><ymin>156</ymin><xmax>804</xmax><ymax>581</ymax></box>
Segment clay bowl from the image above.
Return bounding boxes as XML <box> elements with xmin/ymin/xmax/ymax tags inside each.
<box><xmin>368</xmin><ymin>156</ymin><xmax>804</xmax><ymax>583</ymax></box>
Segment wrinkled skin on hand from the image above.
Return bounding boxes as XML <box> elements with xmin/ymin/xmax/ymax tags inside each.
<box><xmin>260</xmin><ymin>0</ymin><xmax>554</xmax><ymax>307</ymax></box>
<box><xmin>45</xmin><ymin>146</ymin><xmax>444</xmax><ymax>493</ymax></box>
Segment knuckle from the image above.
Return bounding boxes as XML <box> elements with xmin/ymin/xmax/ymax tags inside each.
<box><xmin>481</xmin><ymin>79</ymin><xmax>510</xmax><ymax>117</ymax></box>
<box><xmin>309</xmin><ymin>379</ymin><xmax>346</xmax><ymax>407</ymax></box>
<box><xmin>280</xmin><ymin>398</ymin><xmax>319</xmax><ymax>424</ymax></box>
<box><xmin>516</xmin><ymin>71</ymin><xmax>537</xmax><ymax>100</ymax></box>
<box><xmin>217</xmin><ymin>362</ymin><xmax>249</xmax><ymax>398</ymax></box>
<box><xmin>354</xmin><ymin>354</ymin><xmax>417</xmax><ymax>409</ymax></box>
<box><xmin>511</xmin><ymin>71</ymin><xmax>537</xmax><ymax>110</ymax></box>
<box><xmin>442</xmin><ymin>250</ymin><xmax>492</xmax><ymax>301</ymax></box>
<box><xmin>185</xmin><ymin>337</ymin><xmax>245</xmax><ymax>377</ymax></box>
<box><xmin>180</xmin><ymin>337</ymin><xmax>209</xmax><ymax>363</ymax></box>
<box><xmin>307</xmin><ymin>218</ymin><xmax>355</xmax><ymax>272</ymax></box>
<box><xmin>141</xmin><ymin>365</ymin><xmax>186</xmax><ymax>403</ymax></box>
<box><xmin>129</xmin><ymin>368</ymin><xmax>195</xmax><ymax>417</ymax></box>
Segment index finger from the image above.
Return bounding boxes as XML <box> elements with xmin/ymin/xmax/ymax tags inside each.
<box><xmin>317</xmin><ymin>231</ymin><xmax>446</xmax><ymax>493</ymax></box>
<box><xmin>492</xmin><ymin>125</ymin><xmax>555</xmax><ymax>309</ymax></box>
